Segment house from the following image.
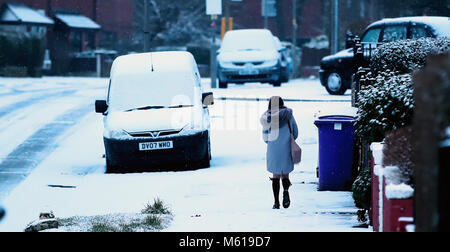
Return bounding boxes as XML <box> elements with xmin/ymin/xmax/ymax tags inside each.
<box><xmin>0</xmin><ymin>2</ymin><xmax>53</xmax><ymax>38</ymax></box>
<box><xmin>0</xmin><ymin>0</ymin><xmax>135</xmax><ymax>75</ymax></box>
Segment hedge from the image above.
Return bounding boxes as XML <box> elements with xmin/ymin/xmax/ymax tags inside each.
<box><xmin>0</xmin><ymin>35</ymin><xmax>46</xmax><ymax>77</ymax></box>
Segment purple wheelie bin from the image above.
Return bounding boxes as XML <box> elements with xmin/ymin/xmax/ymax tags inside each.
<box><xmin>314</xmin><ymin>115</ymin><xmax>356</xmax><ymax>191</ymax></box>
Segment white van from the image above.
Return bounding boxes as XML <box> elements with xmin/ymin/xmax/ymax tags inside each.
<box><xmin>217</xmin><ymin>29</ymin><xmax>284</xmax><ymax>88</ymax></box>
<box><xmin>95</xmin><ymin>51</ymin><xmax>214</xmax><ymax>173</ymax></box>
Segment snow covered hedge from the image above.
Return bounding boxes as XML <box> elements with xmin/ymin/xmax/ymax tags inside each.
<box><xmin>370</xmin><ymin>37</ymin><xmax>450</xmax><ymax>76</ymax></box>
<box><xmin>356</xmin><ymin>71</ymin><xmax>414</xmax><ymax>143</ymax></box>
<box><xmin>352</xmin><ymin>39</ymin><xmax>450</xmax><ymax>211</ymax></box>
<box><xmin>357</xmin><ymin>38</ymin><xmax>450</xmax><ymax>143</ymax></box>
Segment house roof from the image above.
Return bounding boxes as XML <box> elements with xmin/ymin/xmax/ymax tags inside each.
<box><xmin>55</xmin><ymin>13</ymin><xmax>100</xmax><ymax>30</ymax></box>
<box><xmin>0</xmin><ymin>3</ymin><xmax>54</xmax><ymax>26</ymax></box>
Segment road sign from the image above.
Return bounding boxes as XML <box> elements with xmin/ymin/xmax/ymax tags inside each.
<box><xmin>206</xmin><ymin>0</ymin><xmax>222</xmax><ymax>15</ymax></box>
<box><xmin>262</xmin><ymin>0</ymin><xmax>277</xmax><ymax>17</ymax></box>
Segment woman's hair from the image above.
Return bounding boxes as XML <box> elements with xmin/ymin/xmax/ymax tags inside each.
<box><xmin>268</xmin><ymin>96</ymin><xmax>285</xmax><ymax>111</ymax></box>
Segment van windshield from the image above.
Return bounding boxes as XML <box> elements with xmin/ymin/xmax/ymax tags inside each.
<box><xmin>221</xmin><ymin>31</ymin><xmax>276</xmax><ymax>52</ymax></box>
<box><xmin>108</xmin><ymin>73</ymin><xmax>197</xmax><ymax>112</ymax></box>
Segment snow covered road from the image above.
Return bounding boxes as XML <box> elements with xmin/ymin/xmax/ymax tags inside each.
<box><xmin>0</xmin><ymin>77</ymin><xmax>368</xmax><ymax>232</ymax></box>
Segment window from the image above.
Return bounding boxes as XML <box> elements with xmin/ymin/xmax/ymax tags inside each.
<box><xmin>382</xmin><ymin>25</ymin><xmax>407</xmax><ymax>42</ymax></box>
<box><xmin>362</xmin><ymin>28</ymin><xmax>381</xmax><ymax>43</ymax></box>
<box><xmin>411</xmin><ymin>25</ymin><xmax>429</xmax><ymax>39</ymax></box>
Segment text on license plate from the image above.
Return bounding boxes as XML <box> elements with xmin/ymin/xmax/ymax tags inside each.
<box><xmin>239</xmin><ymin>69</ymin><xmax>259</xmax><ymax>75</ymax></box>
<box><xmin>139</xmin><ymin>141</ymin><xmax>173</xmax><ymax>151</ymax></box>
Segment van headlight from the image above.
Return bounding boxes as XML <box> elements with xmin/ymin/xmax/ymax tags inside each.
<box><xmin>104</xmin><ymin>129</ymin><xmax>129</xmax><ymax>139</ymax></box>
<box><xmin>182</xmin><ymin>121</ymin><xmax>203</xmax><ymax>132</ymax></box>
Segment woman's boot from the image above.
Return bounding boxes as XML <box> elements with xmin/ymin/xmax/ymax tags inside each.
<box><xmin>270</xmin><ymin>178</ymin><xmax>280</xmax><ymax>209</ymax></box>
<box><xmin>282</xmin><ymin>178</ymin><xmax>292</xmax><ymax>209</ymax></box>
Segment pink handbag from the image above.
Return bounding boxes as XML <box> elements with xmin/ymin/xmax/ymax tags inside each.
<box><xmin>288</xmin><ymin>123</ymin><xmax>302</xmax><ymax>164</ymax></box>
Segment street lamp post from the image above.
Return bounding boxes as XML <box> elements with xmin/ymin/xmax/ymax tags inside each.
<box><xmin>143</xmin><ymin>0</ymin><xmax>149</xmax><ymax>52</ymax></box>
<box><xmin>332</xmin><ymin>0</ymin><xmax>339</xmax><ymax>54</ymax></box>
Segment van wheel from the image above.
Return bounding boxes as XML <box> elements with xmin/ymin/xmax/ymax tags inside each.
<box><xmin>325</xmin><ymin>72</ymin><xmax>347</xmax><ymax>95</ymax></box>
<box><xmin>198</xmin><ymin>137</ymin><xmax>211</xmax><ymax>168</ymax></box>
<box><xmin>106</xmin><ymin>159</ymin><xmax>121</xmax><ymax>174</ymax></box>
<box><xmin>219</xmin><ymin>81</ymin><xmax>228</xmax><ymax>89</ymax></box>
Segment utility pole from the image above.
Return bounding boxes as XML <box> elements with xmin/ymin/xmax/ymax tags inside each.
<box><xmin>292</xmin><ymin>0</ymin><xmax>297</xmax><ymax>47</ymax></box>
<box><xmin>331</xmin><ymin>0</ymin><xmax>339</xmax><ymax>54</ymax></box>
<box><xmin>143</xmin><ymin>0</ymin><xmax>149</xmax><ymax>52</ymax></box>
<box><xmin>263</xmin><ymin>0</ymin><xmax>268</xmax><ymax>29</ymax></box>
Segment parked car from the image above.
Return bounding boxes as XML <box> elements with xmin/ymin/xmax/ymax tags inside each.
<box><xmin>95</xmin><ymin>51</ymin><xmax>213</xmax><ymax>173</ymax></box>
<box><xmin>217</xmin><ymin>29</ymin><xmax>285</xmax><ymax>88</ymax></box>
<box><xmin>320</xmin><ymin>16</ymin><xmax>450</xmax><ymax>95</ymax></box>
<box><xmin>273</xmin><ymin>36</ymin><xmax>292</xmax><ymax>83</ymax></box>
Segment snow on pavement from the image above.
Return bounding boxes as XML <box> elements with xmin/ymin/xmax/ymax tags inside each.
<box><xmin>0</xmin><ymin>77</ymin><xmax>368</xmax><ymax>232</ymax></box>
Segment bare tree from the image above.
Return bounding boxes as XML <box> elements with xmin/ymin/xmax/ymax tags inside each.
<box><xmin>135</xmin><ymin>0</ymin><xmax>213</xmax><ymax>49</ymax></box>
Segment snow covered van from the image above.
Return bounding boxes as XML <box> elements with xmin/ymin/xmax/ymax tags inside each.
<box><xmin>95</xmin><ymin>52</ymin><xmax>213</xmax><ymax>172</ymax></box>
<box><xmin>217</xmin><ymin>29</ymin><xmax>285</xmax><ymax>88</ymax></box>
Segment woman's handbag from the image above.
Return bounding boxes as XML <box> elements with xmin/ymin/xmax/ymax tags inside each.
<box><xmin>288</xmin><ymin>122</ymin><xmax>302</xmax><ymax>164</ymax></box>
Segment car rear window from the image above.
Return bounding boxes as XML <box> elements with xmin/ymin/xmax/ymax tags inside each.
<box><xmin>382</xmin><ymin>25</ymin><xmax>407</xmax><ymax>42</ymax></box>
<box><xmin>411</xmin><ymin>25</ymin><xmax>429</xmax><ymax>39</ymax></box>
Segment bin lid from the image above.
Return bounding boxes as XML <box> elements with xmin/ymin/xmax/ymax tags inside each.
<box><xmin>316</xmin><ymin>107</ymin><xmax>358</xmax><ymax>120</ymax></box>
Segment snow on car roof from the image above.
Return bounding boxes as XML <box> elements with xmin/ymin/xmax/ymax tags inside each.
<box><xmin>111</xmin><ymin>51</ymin><xmax>197</xmax><ymax>77</ymax></box>
<box><xmin>368</xmin><ymin>16</ymin><xmax>450</xmax><ymax>37</ymax></box>
<box><xmin>225</xmin><ymin>29</ymin><xmax>273</xmax><ymax>36</ymax></box>
<box><xmin>1</xmin><ymin>3</ymin><xmax>54</xmax><ymax>25</ymax></box>
<box><xmin>221</xmin><ymin>29</ymin><xmax>277</xmax><ymax>51</ymax></box>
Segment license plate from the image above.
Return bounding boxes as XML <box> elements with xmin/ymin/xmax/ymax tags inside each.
<box><xmin>139</xmin><ymin>141</ymin><xmax>173</xmax><ymax>151</ymax></box>
<box><xmin>239</xmin><ymin>69</ymin><xmax>259</xmax><ymax>75</ymax></box>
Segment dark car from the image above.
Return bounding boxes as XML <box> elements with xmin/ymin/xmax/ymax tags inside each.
<box><xmin>320</xmin><ymin>16</ymin><xmax>450</xmax><ymax>95</ymax></box>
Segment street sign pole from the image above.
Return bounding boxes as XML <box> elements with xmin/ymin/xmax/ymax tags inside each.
<box><xmin>210</xmin><ymin>15</ymin><xmax>218</xmax><ymax>89</ymax></box>
<box><xmin>206</xmin><ymin>0</ymin><xmax>222</xmax><ymax>89</ymax></box>
<box><xmin>262</xmin><ymin>0</ymin><xmax>276</xmax><ymax>30</ymax></box>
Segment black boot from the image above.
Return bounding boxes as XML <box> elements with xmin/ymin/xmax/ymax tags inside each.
<box><xmin>270</xmin><ymin>178</ymin><xmax>280</xmax><ymax>209</ymax></box>
<box><xmin>282</xmin><ymin>178</ymin><xmax>292</xmax><ymax>209</ymax></box>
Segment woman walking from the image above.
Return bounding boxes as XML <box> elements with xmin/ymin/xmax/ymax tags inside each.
<box><xmin>261</xmin><ymin>96</ymin><xmax>299</xmax><ymax>209</ymax></box>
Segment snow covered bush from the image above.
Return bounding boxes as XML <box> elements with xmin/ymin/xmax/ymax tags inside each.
<box><xmin>356</xmin><ymin>71</ymin><xmax>415</xmax><ymax>143</ymax></box>
<box><xmin>370</xmin><ymin>37</ymin><xmax>450</xmax><ymax>76</ymax></box>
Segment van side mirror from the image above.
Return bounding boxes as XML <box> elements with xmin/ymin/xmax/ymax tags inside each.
<box><xmin>95</xmin><ymin>100</ymin><xmax>108</xmax><ymax>114</ymax></box>
<box><xmin>202</xmin><ymin>92</ymin><xmax>214</xmax><ymax>106</ymax></box>
<box><xmin>0</xmin><ymin>206</ymin><xmax>5</xmax><ymax>221</ymax></box>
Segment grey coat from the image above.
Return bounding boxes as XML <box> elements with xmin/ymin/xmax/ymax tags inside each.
<box><xmin>261</xmin><ymin>108</ymin><xmax>299</xmax><ymax>175</ymax></box>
